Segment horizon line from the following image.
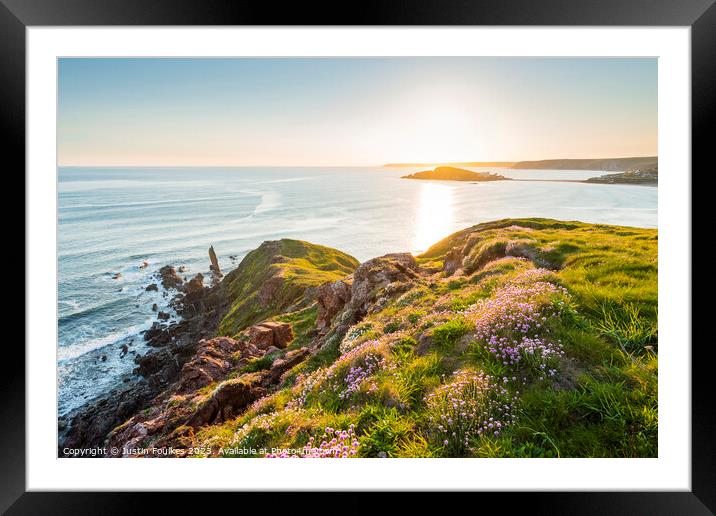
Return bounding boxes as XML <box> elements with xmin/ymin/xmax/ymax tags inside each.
<box><xmin>57</xmin><ymin>155</ymin><xmax>658</xmax><ymax>169</ymax></box>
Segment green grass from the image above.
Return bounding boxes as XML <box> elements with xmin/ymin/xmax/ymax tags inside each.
<box><xmin>431</xmin><ymin>318</ymin><xmax>471</xmax><ymax>349</ymax></box>
<box><xmin>239</xmin><ymin>352</ymin><xmax>280</xmax><ymax>374</ymax></box>
<box><xmin>276</xmin><ymin>305</ymin><xmax>318</xmax><ymax>350</ymax></box>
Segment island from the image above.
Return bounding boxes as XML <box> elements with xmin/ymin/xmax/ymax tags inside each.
<box><xmin>401</xmin><ymin>166</ymin><xmax>509</xmax><ymax>182</ymax></box>
<box><xmin>585</xmin><ymin>166</ymin><xmax>658</xmax><ymax>185</ymax></box>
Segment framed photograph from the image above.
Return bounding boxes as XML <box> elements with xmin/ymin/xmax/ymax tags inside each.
<box><xmin>6</xmin><ymin>0</ymin><xmax>712</xmax><ymax>512</ymax></box>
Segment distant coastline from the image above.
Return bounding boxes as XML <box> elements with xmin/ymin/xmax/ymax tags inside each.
<box><xmin>585</xmin><ymin>167</ymin><xmax>658</xmax><ymax>186</ymax></box>
<box><xmin>386</xmin><ymin>156</ymin><xmax>657</xmax><ymax>172</ymax></box>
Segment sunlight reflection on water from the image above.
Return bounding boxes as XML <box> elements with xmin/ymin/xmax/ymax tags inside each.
<box><xmin>412</xmin><ymin>182</ymin><xmax>455</xmax><ymax>254</ymax></box>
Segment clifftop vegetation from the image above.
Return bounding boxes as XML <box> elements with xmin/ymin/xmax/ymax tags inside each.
<box><xmin>214</xmin><ymin>239</ymin><xmax>359</xmax><ymax>337</ymax></box>
<box><xmin>101</xmin><ymin>219</ymin><xmax>658</xmax><ymax>458</ymax></box>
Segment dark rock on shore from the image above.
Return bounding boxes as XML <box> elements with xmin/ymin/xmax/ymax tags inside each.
<box><xmin>182</xmin><ymin>273</ymin><xmax>205</xmax><ymax>307</ymax></box>
<box><xmin>143</xmin><ymin>322</ymin><xmax>171</xmax><ymax>346</ymax></box>
<box><xmin>145</xmin><ymin>283</ymin><xmax>158</xmax><ymax>292</ymax></box>
<box><xmin>59</xmin><ymin>377</ymin><xmax>157</xmax><ymax>456</ymax></box>
<box><xmin>59</xmin><ymin>264</ymin><xmax>224</xmax><ymax>455</ymax></box>
<box><xmin>62</xmin><ymin>240</ymin><xmax>357</xmax><ymax>457</ymax></box>
<box><xmin>158</xmin><ymin>265</ymin><xmax>184</xmax><ymax>290</ymax></box>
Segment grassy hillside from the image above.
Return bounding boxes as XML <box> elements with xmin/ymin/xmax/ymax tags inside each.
<box><xmin>187</xmin><ymin>219</ymin><xmax>657</xmax><ymax>458</ymax></box>
<box><xmin>215</xmin><ymin>239</ymin><xmax>359</xmax><ymax>337</ymax></box>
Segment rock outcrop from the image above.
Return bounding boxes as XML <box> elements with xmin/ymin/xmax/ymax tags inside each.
<box><xmin>265</xmin><ymin>347</ymin><xmax>310</xmax><ymax>383</ymax></box>
<box><xmin>316</xmin><ymin>279</ymin><xmax>352</xmax><ymax>334</ymax></box>
<box><xmin>187</xmin><ymin>375</ymin><xmax>267</xmax><ymax>428</ymax></box>
<box><xmin>175</xmin><ymin>336</ymin><xmax>247</xmax><ymax>394</ymax></box>
<box><xmin>182</xmin><ymin>273</ymin><xmax>205</xmax><ymax>308</ymax></box>
<box><xmin>349</xmin><ymin>253</ymin><xmax>421</xmax><ymax>319</ymax></box>
<box><xmin>209</xmin><ymin>245</ymin><xmax>223</xmax><ymax>285</ymax></box>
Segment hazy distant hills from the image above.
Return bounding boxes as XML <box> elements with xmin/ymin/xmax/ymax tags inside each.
<box><xmin>385</xmin><ymin>156</ymin><xmax>657</xmax><ymax>171</ymax></box>
<box><xmin>511</xmin><ymin>156</ymin><xmax>657</xmax><ymax>171</ymax></box>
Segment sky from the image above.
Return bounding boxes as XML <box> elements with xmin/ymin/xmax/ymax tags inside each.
<box><xmin>58</xmin><ymin>57</ymin><xmax>657</xmax><ymax>166</ymax></box>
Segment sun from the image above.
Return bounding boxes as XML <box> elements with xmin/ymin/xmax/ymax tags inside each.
<box><xmin>389</xmin><ymin>100</ymin><xmax>484</xmax><ymax>164</ymax></box>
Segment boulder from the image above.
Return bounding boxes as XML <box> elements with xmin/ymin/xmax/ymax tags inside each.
<box><xmin>245</xmin><ymin>321</ymin><xmax>293</xmax><ymax>350</ymax></box>
<box><xmin>157</xmin><ymin>311</ymin><xmax>171</xmax><ymax>321</ymax></box>
<box><xmin>145</xmin><ymin>283</ymin><xmax>159</xmax><ymax>292</ymax></box>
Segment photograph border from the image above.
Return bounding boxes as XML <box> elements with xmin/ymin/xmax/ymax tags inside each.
<box><xmin>5</xmin><ymin>0</ymin><xmax>712</xmax><ymax>512</ymax></box>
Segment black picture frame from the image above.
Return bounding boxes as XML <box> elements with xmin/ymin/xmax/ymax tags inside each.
<box><xmin>4</xmin><ymin>0</ymin><xmax>711</xmax><ymax>513</ymax></box>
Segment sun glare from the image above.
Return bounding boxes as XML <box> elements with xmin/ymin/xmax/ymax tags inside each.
<box><xmin>412</xmin><ymin>182</ymin><xmax>455</xmax><ymax>254</ymax></box>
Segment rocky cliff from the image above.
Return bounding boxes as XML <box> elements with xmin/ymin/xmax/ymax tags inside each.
<box><xmin>61</xmin><ymin>220</ymin><xmax>659</xmax><ymax>459</ymax></box>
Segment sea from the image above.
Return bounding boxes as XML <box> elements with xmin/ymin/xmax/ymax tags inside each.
<box><xmin>57</xmin><ymin>166</ymin><xmax>657</xmax><ymax>416</ymax></box>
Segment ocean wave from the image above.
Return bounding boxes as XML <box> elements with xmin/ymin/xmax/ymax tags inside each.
<box><xmin>254</xmin><ymin>191</ymin><xmax>281</xmax><ymax>214</ymax></box>
<box><xmin>58</xmin><ymin>193</ymin><xmax>248</xmax><ymax>211</ymax></box>
<box><xmin>57</xmin><ymin>320</ymin><xmax>152</xmax><ymax>362</ymax></box>
<box><xmin>58</xmin><ymin>297</ymin><xmax>129</xmax><ymax>324</ymax></box>
<box><xmin>58</xmin><ymin>299</ymin><xmax>81</xmax><ymax>311</ymax></box>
